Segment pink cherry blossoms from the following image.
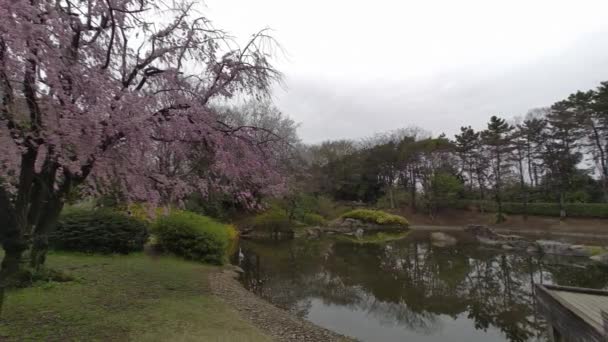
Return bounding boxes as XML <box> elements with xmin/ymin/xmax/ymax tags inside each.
<box><xmin>0</xmin><ymin>0</ymin><xmax>290</xmax><ymax>208</ymax></box>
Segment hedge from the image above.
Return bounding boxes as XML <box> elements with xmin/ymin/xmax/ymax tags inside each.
<box><xmin>456</xmin><ymin>200</ymin><xmax>608</xmax><ymax>218</ymax></box>
<box><xmin>51</xmin><ymin>209</ymin><xmax>149</xmax><ymax>254</ymax></box>
<box><xmin>154</xmin><ymin>210</ymin><xmax>236</xmax><ymax>265</ymax></box>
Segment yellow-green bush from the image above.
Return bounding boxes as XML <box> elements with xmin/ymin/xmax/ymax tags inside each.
<box><xmin>300</xmin><ymin>213</ymin><xmax>327</xmax><ymax>226</ymax></box>
<box><xmin>154</xmin><ymin>210</ymin><xmax>235</xmax><ymax>265</ymax></box>
<box><xmin>251</xmin><ymin>207</ymin><xmax>292</xmax><ymax>233</ymax></box>
<box><xmin>121</xmin><ymin>202</ymin><xmax>167</xmax><ymax>223</ymax></box>
<box><xmin>342</xmin><ymin>209</ymin><xmax>409</xmax><ymax>227</ymax></box>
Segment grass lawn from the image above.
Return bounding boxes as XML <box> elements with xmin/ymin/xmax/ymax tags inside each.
<box><xmin>0</xmin><ymin>252</ymin><xmax>272</xmax><ymax>342</ymax></box>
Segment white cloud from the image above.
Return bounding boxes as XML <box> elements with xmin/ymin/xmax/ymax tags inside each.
<box><xmin>203</xmin><ymin>0</ymin><xmax>608</xmax><ymax>142</ymax></box>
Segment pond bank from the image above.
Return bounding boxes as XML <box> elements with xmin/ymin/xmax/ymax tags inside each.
<box><xmin>411</xmin><ymin>224</ymin><xmax>608</xmax><ymax>240</ymax></box>
<box><xmin>209</xmin><ymin>268</ymin><xmax>353</xmax><ymax>342</ymax></box>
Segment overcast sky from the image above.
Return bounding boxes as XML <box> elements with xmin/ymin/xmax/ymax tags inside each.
<box><xmin>205</xmin><ymin>0</ymin><xmax>608</xmax><ymax>143</ymax></box>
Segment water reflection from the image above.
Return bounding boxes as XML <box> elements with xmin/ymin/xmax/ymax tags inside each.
<box><xmin>237</xmin><ymin>233</ymin><xmax>608</xmax><ymax>342</ymax></box>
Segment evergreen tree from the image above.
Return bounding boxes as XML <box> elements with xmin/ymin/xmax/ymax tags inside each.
<box><xmin>481</xmin><ymin>116</ymin><xmax>514</xmax><ymax>222</ymax></box>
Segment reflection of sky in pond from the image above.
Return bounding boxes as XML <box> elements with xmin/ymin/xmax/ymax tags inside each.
<box><xmin>306</xmin><ymin>298</ymin><xmax>504</xmax><ymax>342</ymax></box>
<box><xmin>238</xmin><ymin>233</ymin><xmax>608</xmax><ymax>342</ymax></box>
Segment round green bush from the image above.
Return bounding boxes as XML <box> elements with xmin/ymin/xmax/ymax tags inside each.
<box><xmin>341</xmin><ymin>209</ymin><xmax>409</xmax><ymax>227</ymax></box>
<box><xmin>51</xmin><ymin>209</ymin><xmax>149</xmax><ymax>254</ymax></box>
<box><xmin>153</xmin><ymin>210</ymin><xmax>232</xmax><ymax>265</ymax></box>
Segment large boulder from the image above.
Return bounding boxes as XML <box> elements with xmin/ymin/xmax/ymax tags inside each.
<box><xmin>536</xmin><ymin>240</ymin><xmax>592</xmax><ymax>257</ymax></box>
<box><xmin>591</xmin><ymin>253</ymin><xmax>608</xmax><ymax>265</ymax></box>
<box><xmin>465</xmin><ymin>225</ymin><xmax>533</xmax><ymax>250</ymax></box>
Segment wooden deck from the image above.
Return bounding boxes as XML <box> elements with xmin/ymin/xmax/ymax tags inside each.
<box><xmin>536</xmin><ymin>284</ymin><xmax>608</xmax><ymax>342</ymax></box>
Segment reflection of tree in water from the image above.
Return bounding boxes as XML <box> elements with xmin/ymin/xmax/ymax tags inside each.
<box><xmin>239</xmin><ymin>237</ymin><xmax>608</xmax><ymax>342</ymax></box>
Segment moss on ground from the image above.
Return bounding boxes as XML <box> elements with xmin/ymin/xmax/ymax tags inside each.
<box><xmin>0</xmin><ymin>252</ymin><xmax>271</xmax><ymax>342</ymax></box>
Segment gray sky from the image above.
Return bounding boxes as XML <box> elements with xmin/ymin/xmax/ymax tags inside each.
<box><xmin>205</xmin><ymin>0</ymin><xmax>608</xmax><ymax>143</ymax></box>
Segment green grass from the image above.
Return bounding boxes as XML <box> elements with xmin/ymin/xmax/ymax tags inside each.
<box><xmin>0</xmin><ymin>252</ymin><xmax>271</xmax><ymax>342</ymax></box>
<box><xmin>336</xmin><ymin>231</ymin><xmax>410</xmax><ymax>244</ymax></box>
<box><xmin>341</xmin><ymin>209</ymin><xmax>409</xmax><ymax>227</ymax></box>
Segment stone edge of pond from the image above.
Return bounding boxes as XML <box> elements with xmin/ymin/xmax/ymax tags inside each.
<box><xmin>208</xmin><ymin>268</ymin><xmax>355</xmax><ymax>342</ymax></box>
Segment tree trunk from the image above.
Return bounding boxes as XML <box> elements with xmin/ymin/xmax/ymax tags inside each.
<box><xmin>518</xmin><ymin>157</ymin><xmax>528</xmax><ymax>220</ymax></box>
<box><xmin>495</xmin><ymin>152</ymin><xmax>504</xmax><ymax>223</ymax></box>
<box><xmin>0</xmin><ymin>150</ymin><xmax>37</xmax><ymax>313</ymax></box>
<box><xmin>559</xmin><ymin>192</ymin><xmax>566</xmax><ymax>220</ymax></box>
<box><xmin>0</xmin><ymin>224</ymin><xmax>28</xmax><ymax>313</ymax></box>
<box><xmin>30</xmin><ymin>199</ymin><xmax>63</xmax><ymax>271</ymax></box>
<box><xmin>410</xmin><ymin>169</ymin><xmax>417</xmax><ymax>212</ymax></box>
<box><xmin>388</xmin><ymin>186</ymin><xmax>395</xmax><ymax>209</ymax></box>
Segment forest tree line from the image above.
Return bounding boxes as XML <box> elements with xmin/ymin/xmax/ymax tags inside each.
<box><xmin>298</xmin><ymin>81</ymin><xmax>608</xmax><ymax>221</ymax></box>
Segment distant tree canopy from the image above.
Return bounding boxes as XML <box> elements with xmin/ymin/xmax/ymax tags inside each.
<box><xmin>302</xmin><ymin>81</ymin><xmax>608</xmax><ymax>220</ymax></box>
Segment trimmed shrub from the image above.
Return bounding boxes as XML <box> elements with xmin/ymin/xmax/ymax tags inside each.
<box><xmin>51</xmin><ymin>209</ymin><xmax>149</xmax><ymax>254</ymax></box>
<box><xmin>342</xmin><ymin>209</ymin><xmax>409</xmax><ymax>227</ymax></box>
<box><xmin>300</xmin><ymin>213</ymin><xmax>327</xmax><ymax>226</ymax></box>
<box><xmin>154</xmin><ymin>210</ymin><xmax>234</xmax><ymax>265</ymax></box>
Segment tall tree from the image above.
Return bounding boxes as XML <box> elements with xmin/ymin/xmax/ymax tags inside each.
<box><xmin>481</xmin><ymin>116</ymin><xmax>514</xmax><ymax>222</ymax></box>
<box><xmin>0</xmin><ymin>0</ymin><xmax>287</xmax><ymax>305</ymax></box>
<box><xmin>543</xmin><ymin>100</ymin><xmax>585</xmax><ymax>218</ymax></box>
<box><xmin>454</xmin><ymin>126</ymin><xmax>480</xmax><ymax>195</ymax></box>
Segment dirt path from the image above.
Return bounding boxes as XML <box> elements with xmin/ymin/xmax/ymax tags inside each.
<box><xmin>209</xmin><ymin>269</ymin><xmax>354</xmax><ymax>342</ymax></box>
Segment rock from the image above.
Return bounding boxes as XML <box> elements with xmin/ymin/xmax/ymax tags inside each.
<box><xmin>325</xmin><ymin>217</ymin><xmax>408</xmax><ymax>238</ymax></box>
<box><xmin>590</xmin><ymin>253</ymin><xmax>608</xmax><ymax>264</ymax></box>
<box><xmin>526</xmin><ymin>245</ymin><xmax>540</xmax><ymax>254</ymax></box>
<box><xmin>569</xmin><ymin>245</ymin><xmax>592</xmax><ymax>257</ymax></box>
<box><xmin>430</xmin><ymin>232</ymin><xmax>457</xmax><ymax>247</ymax></box>
<box><xmin>537</xmin><ymin>240</ymin><xmax>592</xmax><ymax>257</ymax></box>
<box><xmin>509</xmin><ymin>239</ymin><xmax>534</xmax><ymax>250</ymax></box>
<box><xmin>476</xmin><ymin>237</ymin><xmax>503</xmax><ymax>246</ymax></box>
<box><xmin>343</xmin><ymin>218</ymin><xmax>365</xmax><ymax>228</ymax></box>
<box><xmin>502</xmin><ymin>244</ymin><xmax>514</xmax><ymax>250</ymax></box>
<box><xmin>465</xmin><ymin>225</ymin><xmax>533</xmax><ymax>250</ymax></box>
<box><xmin>537</xmin><ymin>240</ymin><xmax>570</xmax><ymax>255</ymax></box>
<box><xmin>305</xmin><ymin>227</ymin><xmax>323</xmax><ymax>239</ymax></box>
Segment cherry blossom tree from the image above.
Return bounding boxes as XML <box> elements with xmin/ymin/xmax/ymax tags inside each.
<box><xmin>0</xmin><ymin>0</ymin><xmax>287</xmax><ymax>300</ymax></box>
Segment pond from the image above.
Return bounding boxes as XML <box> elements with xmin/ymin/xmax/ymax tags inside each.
<box><xmin>235</xmin><ymin>231</ymin><xmax>608</xmax><ymax>342</ymax></box>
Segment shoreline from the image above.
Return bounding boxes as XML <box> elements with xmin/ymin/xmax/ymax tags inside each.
<box><xmin>410</xmin><ymin>224</ymin><xmax>608</xmax><ymax>239</ymax></box>
<box><xmin>209</xmin><ymin>268</ymin><xmax>354</xmax><ymax>342</ymax></box>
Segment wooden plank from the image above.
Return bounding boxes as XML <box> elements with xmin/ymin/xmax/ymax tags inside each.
<box><xmin>535</xmin><ymin>284</ymin><xmax>606</xmax><ymax>342</ymax></box>
<box><xmin>551</xmin><ymin>289</ymin><xmax>608</xmax><ymax>331</ymax></box>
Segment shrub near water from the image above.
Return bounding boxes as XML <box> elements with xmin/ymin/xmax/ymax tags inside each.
<box><xmin>300</xmin><ymin>213</ymin><xmax>327</xmax><ymax>226</ymax></box>
<box><xmin>342</xmin><ymin>209</ymin><xmax>409</xmax><ymax>227</ymax></box>
<box><xmin>51</xmin><ymin>209</ymin><xmax>149</xmax><ymax>254</ymax></box>
<box><xmin>251</xmin><ymin>207</ymin><xmax>292</xmax><ymax>233</ymax></box>
<box><xmin>154</xmin><ymin>211</ymin><xmax>235</xmax><ymax>265</ymax></box>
